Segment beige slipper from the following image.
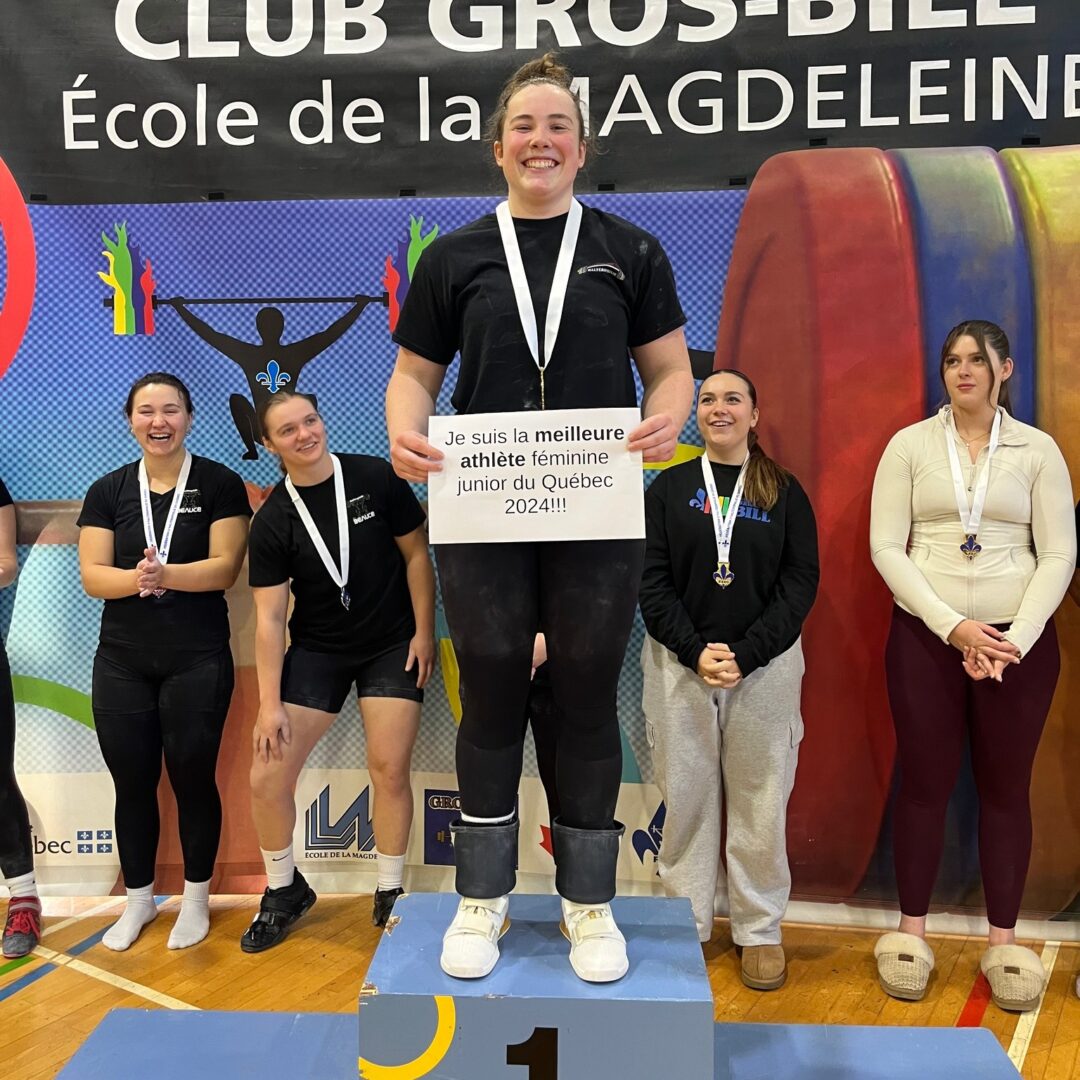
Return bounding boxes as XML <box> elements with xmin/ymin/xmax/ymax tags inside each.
<box><xmin>981</xmin><ymin>944</ymin><xmax>1046</xmax><ymax>1012</ymax></box>
<box><xmin>874</xmin><ymin>932</ymin><xmax>934</xmax><ymax>1001</ymax></box>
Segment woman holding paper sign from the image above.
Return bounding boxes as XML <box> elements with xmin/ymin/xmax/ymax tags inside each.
<box><xmin>640</xmin><ymin>370</ymin><xmax>819</xmax><ymax>991</ymax></box>
<box><xmin>870</xmin><ymin>321</ymin><xmax>1075</xmax><ymax>1010</ymax></box>
<box><xmin>241</xmin><ymin>390</ymin><xmax>435</xmax><ymax>951</ymax></box>
<box><xmin>387</xmin><ymin>53</ymin><xmax>693</xmax><ymax>984</ymax></box>
<box><xmin>78</xmin><ymin>373</ymin><xmax>251</xmax><ymax>951</ymax></box>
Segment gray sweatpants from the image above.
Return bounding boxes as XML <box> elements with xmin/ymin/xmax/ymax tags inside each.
<box><xmin>641</xmin><ymin>636</ymin><xmax>805</xmax><ymax>945</ymax></box>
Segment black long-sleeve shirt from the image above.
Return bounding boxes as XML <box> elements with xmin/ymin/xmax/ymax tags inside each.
<box><xmin>640</xmin><ymin>457</ymin><xmax>820</xmax><ymax>678</ymax></box>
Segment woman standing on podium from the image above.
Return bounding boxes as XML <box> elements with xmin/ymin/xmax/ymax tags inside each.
<box><xmin>870</xmin><ymin>321</ymin><xmax>1075</xmax><ymax>1010</ymax></box>
<box><xmin>640</xmin><ymin>370</ymin><xmax>819</xmax><ymax>991</ymax></box>
<box><xmin>386</xmin><ymin>53</ymin><xmax>693</xmax><ymax>984</ymax></box>
<box><xmin>241</xmin><ymin>390</ymin><xmax>435</xmax><ymax>951</ymax></box>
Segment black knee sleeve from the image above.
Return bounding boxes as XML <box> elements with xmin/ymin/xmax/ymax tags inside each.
<box><xmin>450</xmin><ymin>818</ymin><xmax>518</xmax><ymax>898</ymax></box>
<box><xmin>552</xmin><ymin>819</ymin><xmax>624</xmax><ymax>905</ymax></box>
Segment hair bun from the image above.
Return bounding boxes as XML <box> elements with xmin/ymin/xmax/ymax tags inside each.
<box><xmin>510</xmin><ymin>52</ymin><xmax>573</xmax><ymax>91</ymax></box>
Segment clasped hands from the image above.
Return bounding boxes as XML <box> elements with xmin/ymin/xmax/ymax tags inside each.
<box><xmin>948</xmin><ymin>619</ymin><xmax>1021</xmax><ymax>683</ymax></box>
<box><xmin>136</xmin><ymin>546</ymin><xmax>167</xmax><ymax>598</ymax></box>
<box><xmin>697</xmin><ymin>643</ymin><xmax>742</xmax><ymax>689</ymax></box>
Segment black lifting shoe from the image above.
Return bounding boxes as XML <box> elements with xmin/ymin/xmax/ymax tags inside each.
<box><xmin>240</xmin><ymin>871</ymin><xmax>317</xmax><ymax>953</ymax></box>
<box><xmin>372</xmin><ymin>887</ymin><xmax>405</xmax><ymax>928</ymax></box>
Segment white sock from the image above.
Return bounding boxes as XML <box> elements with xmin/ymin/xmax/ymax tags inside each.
<box><xmin>6</xmin><ymin>871</ymin><xmax>38</xmax><ymax>900</ymax></box>
<box><xmin>102</xmin><ymin>885</ymin><xmax>157</xmax><ymax>951</ymax></box>
<box><xmin>167</xmin><ymin>879</ymin><xmax>211</xmax><ymax>950</ymax></box>
<box><xmin>376</xmin><ymin>851</ymin><xmax>405</xmax><ymax>891</ymax></box>
<box><xmin>261</xmin><ymin>846</ymin><xmax>295</xmax><ymax>891</ymax></box>
<box><xmin>460</xmin><ymin>811</ymin><xmax>515</xmax><ymax>824</ymax></box>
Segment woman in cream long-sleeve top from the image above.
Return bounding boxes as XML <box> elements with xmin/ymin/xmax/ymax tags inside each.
<box><xmin>869</xmin><ymin>320</ymin><xmax>1075</xmax><ymax>1013</ymax></box>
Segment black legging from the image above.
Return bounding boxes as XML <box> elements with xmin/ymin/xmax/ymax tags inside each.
<box><xmin>92</xmin><ymin>644</ymin><xmax>233</xmax><ymax>888</ymax></box>
<box><xmin>0</xmin><ymin>641</ymin><xmax>33</xmax><ymax>880</ymax></box>
<box><xmin>437</xmin><ymin>540</ymin><xmax>644</xmax><ymax>830</ymax></box>
<box><xmin>526</xmin><ymin>665</ymin><xmax>560</xmax><ymax>825</ymax></box>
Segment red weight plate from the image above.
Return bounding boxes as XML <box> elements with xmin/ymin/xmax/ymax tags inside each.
<box><xmin>716</xmin><ymin>148</ymin><xmax>924</xmax><ymax>898</ymax></box>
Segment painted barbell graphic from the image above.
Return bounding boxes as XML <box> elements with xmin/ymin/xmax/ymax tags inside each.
<box><xmin>102</xmin><ymin>286</ymin><xmax>388</xmax><ymax>459</ymax></box>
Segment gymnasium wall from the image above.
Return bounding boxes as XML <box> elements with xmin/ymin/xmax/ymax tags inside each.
<box><xmin>0</xmin><ymin>2</ymin><xmax>1077</xmax><ymax>920</ymax></box>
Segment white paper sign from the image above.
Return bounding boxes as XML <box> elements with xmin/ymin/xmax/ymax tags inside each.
<box><xmin>427</xmin><ymin>407</ymin><xmax>645</xmax><ymax>544</ymax></box>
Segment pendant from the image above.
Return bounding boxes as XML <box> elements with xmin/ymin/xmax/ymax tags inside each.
<box><xmin>712</xmin><ymin>562</ymin><xmax>734</xmax><ymax>588</ymax></box>
<box><xmin>960</xmin><ymin>534</ymin><xmax>982</xmax><ymax>561</ymax></box>
<box><xmin>340</xmin><ymin>587</ymin><xmax>351</xmax><ymax>611</ymax></box>
<box><xmin>152</xmin><ymin>587</ymin><xmax>166</xmax><ymax>598</ymax></box>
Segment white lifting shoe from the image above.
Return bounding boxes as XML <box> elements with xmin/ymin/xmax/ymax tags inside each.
<box><xmin>440</xmin><ymin>895</ymin><xmax>510</xmax><ymax>979</ymax></box>
<box><xmin>560</xmin><ymin>899</ymin><xmax>628</xmax><ymax>983</ymax></box>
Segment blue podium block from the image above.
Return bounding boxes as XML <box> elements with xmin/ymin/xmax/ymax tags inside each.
<box><xmin>358</xmin><ymin>892</ymin><xmax>714</xmax><ymax>1079</ymax></box>
<box><xmin>714</xmin><ymin>1023</ymin><xmax>1020</xmax><ymax>1080</ymax></box>
<box><xmin>58</xmin><ymin>1009</ymin><xmax>357</xmax><ymax>1079</ymax></box>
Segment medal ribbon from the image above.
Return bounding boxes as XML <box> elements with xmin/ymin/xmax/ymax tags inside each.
<box><xmin>285</xmin><ymin>454</ymin><xmax>351</xmax><ymax>609</ymax></box>
<box><xmin>495</xmin><ymin>198</ymin><xmax>583</xmax><ymax>410</ymax></box>
<box><xmin>700</xmin><ymin>452</ymin><xmax>750</xmax><ymax>585</ymax></box>
<box><xmin>944</xmin><ymin>407</ymin><xmax>1001</xmax><ymax>548</ymax></box>
<box><xmin>138</xmin><ymin>450</ymin><xmax>193</xmax><ymax>567</ymax></box>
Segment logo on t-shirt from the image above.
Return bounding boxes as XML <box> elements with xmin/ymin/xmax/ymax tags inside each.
<box><xmin>348</xmin><ymin>494</ymin><xmax>374</xmax><ymax>524</ymax></box>
<box><xmin>689</xmin><ymin>488</ymin><xmax>770</xmax><ymax>523</ymax></box>
<box><xmin>178</xmin><ymin>488</ymin><xmax>202</xmax><ymax>513</ymax></box>
<box><xmin>577</xmin><ymin>262</ymin><xmax>626</xmax><ymax>281</ymax></box>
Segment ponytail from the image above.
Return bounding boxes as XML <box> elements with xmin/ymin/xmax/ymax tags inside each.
<box><xmin>743</xmin><ymin>429</ymin><xmax>790</xmax><ymax>512</ymax></box>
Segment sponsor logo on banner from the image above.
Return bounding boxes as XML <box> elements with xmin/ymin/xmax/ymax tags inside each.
<box><xmin>632</xmin><ymin>802</ymin><xmax>666</xmax><ymax>874</ymax></box>
<box><xmin>35</xmin><ymin>826</ymin><xmax>114</xmax><ymax>857</ymax></box>
<box><xmin>423</xmin><ymin>790</ymin><xmax>460</xmax><ymax>866</ymax></box>
<box><xmin>423</xmin><ymin>790</ymin><xmax>519</xmax><ymax>867</ymax></box>
<box><xmin>304</xmin><ymin>784</ymin><xmax>376</xmax><ymax>861</ymax></box>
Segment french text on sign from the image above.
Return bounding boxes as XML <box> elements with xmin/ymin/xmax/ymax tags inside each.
<box><xmin>428</xmin><ymin>407</ymin><xmax>644</xmax><ymax>544</ymax></box>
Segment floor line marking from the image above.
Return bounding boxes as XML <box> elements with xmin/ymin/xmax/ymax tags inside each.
<box><xmin>1007</xmin><ymin>940</ymin><xmax>1059</xmax><ymax>1071</ymax></box>
<box><xmin>33</xmin><ymin>943</ymin><xmax>199</xmax><ymax>1011</ymax></box>
<box><xmin>955</xmin><ymin>972</ymin><xmax>993</xmax><ymax>1027</ymax></box>
<box><xmin>43</xmin><ymin>898</ymin><xmax>127</xmax><ymax>938</ymax></box>
<box><xmin>0</xmin><ymin>953</ymin><xmax>37</xmax><ymax>978</ymax></box>
<box><xmin>0</xmin><ymin>961</ymin><xmax>58</xmax><ymax>1002</ymax></box>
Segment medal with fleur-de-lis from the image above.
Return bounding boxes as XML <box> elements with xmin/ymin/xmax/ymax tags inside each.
<box><xmin>700</xmin><ymin>453</ymin><xmax>749</xmax><ymax>591</ymax></box>
<box><xmin>945</xmin><ymin>408</ymin><xmax>1002</xmax><ymax>567</ymax></box>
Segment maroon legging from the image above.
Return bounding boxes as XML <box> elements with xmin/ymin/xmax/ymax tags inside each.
<box><xmin>885</xmin><ymin>606</ymin><xmax>1060</xmax><ymax>928</ymax></box>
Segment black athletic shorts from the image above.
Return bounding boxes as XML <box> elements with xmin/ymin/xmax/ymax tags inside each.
<box><xmin>280</xmin><ymin>640</ymin><xmax>424</xmax><ymax>714</ymax></box>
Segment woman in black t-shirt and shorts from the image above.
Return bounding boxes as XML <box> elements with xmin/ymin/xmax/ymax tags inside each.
<box><xmin>78</xmin><ymin>373</ymin><xmax>251</xmax><ymax>951</ymax></box>
<box><xmin>387</xmin><ymin>54</ymin><xmax>694</xmax><ymax>984</ymax></box>
<box><xmin>241</xmin><ymin>390</ymin><xmax>435</xmax><ymax>951</ymax></box>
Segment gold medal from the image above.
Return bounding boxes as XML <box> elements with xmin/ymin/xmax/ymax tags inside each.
<box><xmin>712</xmin><ymin>562</ymin><xmax>734</xmax><ymax>588</ymax></box>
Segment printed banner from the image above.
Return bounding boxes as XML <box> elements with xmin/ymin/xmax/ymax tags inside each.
<box><xmin>1</xmin><ymin>2</ymin><xmax>1077</xmax><ymax>202</ymax></box>
<box><xmin>427</xmin><ymin>407</ymin><xmax>644</xmax><ymax>544</ymax></box>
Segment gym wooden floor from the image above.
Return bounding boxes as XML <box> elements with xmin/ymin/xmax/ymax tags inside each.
<box><xmin>1</xmin><ymin>895</ymin><xmax>1078</xmax><ymax>1079</ymax></box>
